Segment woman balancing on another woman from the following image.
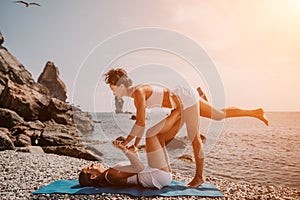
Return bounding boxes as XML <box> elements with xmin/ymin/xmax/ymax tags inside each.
<box><xmin>79</xmin><ymin>68</ymin><xmax>268</xmax><ymax>188</ymax></box>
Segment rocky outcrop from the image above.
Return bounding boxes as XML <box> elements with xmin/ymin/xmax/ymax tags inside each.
<box><xmin>0</xmin><ymin>79</ymin><xmax>94</xmax><ymax>132</ymax></box>
<box><xmin>0</xmin><ymin>45</ymin><xmax>34</xmax><ymax>85</ymax></box>
<box><xmin>0</xmin><ymin>32</ymin><xmax>3</xmax><ymax>45</ymax></box>
<box><xmin>0</xmin><ymin>128</ymin><xmax>15</xmax><ymax>150</ymax></box>
<box><xmin>42</xmin><ymin>146</ymin><xmax>102</xmax><ymax>161</ymax></box>
<box><xmin>72</xmin><ymin>106</ymin><xmax>94</xmax><ymax>133</ymax></box>
<box><xmin>38</xmin><ymin>132</ymin><xmax>80</xmax><ymax>146</ymax></box>
<box><xmin>0</xmin><ymin>80</ymin><xmax>51</xmax><ymax>121</ymax></box>
<box><xmin>10</xmin><ymin>121</ymin><xmax>44</xmax><ymax>147</ymax></box>
<box><xmin>45</xmin><ymin>98</ymin><xmax>94</xmax><ymax>132</ymax></box>
<box><xmin>114</xmin><ymin>96</ymin><xmax>132</xmax><ymax>114</ymax></box>
<box><xmin>47</xmin><ymin>98</ymin><xmax>73</xmax><ymax>125</ymax></box>
<box><xmin>42</xmin><ymin>120</ymin><xmax>81</xmax><ymax>138</ymax></box>
<box><xmin>115</xmin><ymin>96</ymin><xmax>124</xmax><ymax>113</ymax></box>
<box><xmin>37</xmin><ymin>61</ymin><xmax>67</xmax><ymax>101</ymax></box>
<box><xmin>16</xmin><ymin>146</ymin><xmax>44</xmax><ymax>154</ymax></box>
<box><xmin>0</xmin><ymin>108</ymin><xmax>25</xmax><ymax>129</ymax></box>
<box><xmin>0</xmin><ymin>33</ymin><xmax>97</xmax><ymax>160</ymax></box>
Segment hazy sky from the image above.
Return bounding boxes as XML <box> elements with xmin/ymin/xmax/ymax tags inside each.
<box><xmin>1</xmin><ymin>0</ymin><xmax>299</xmax><ymax>112</ymax></box>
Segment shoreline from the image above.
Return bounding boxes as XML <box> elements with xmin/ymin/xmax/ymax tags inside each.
<box><xmin>1</xmin><ymin>150</ymin><xmax>299</xmax><ymax>200</ymax></box>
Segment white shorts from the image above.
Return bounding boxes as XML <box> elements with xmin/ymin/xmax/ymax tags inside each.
<box><xmin>172</xmin><ymin>85</ymin><xmax>200</xmax><ymax>110</ymax></box>
<box><xmin>127</xmin><ymin>166</ymin><xmax>172</xmax><ymax>189</ymax></box>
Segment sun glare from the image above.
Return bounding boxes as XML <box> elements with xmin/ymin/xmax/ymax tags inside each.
<box><xmin>287</xmin><ymin>0</ymin><xmax>300</xmax><ymax>13</ymax></box>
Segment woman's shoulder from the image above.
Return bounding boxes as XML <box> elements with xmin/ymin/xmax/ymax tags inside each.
<box><xmin>107</xmin><ymin>168</ymin><xmax>132</xmax><ymax>185</ymax></box>
<box><xmin>135</xmin><ymin>84</ymin><xmax>152</xmax><ymax>90</ymax></box>
<box><xmin>133</xmin><ymin>84</ymin><xmax>152</xmax><ymax>95</ymax></box>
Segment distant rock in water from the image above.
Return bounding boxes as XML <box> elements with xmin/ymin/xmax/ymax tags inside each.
<box><xmin>38</xmin><ymin>61</ymin><xmax>67</xmax><ymax>101</ymax></box>
<box><xmin>115</xmin><ymin>96</ymin><xmax>124</xmax><ymax>113</ymax></box>
<box><xmin>178</xmin><ymin>154</ymin><xmax>194</xmax><ymax>163</ymax></box>
<box><xmin>130</xmin><ymin>115</ymin><xmax>136</xmax><ymax>120</ymax></box>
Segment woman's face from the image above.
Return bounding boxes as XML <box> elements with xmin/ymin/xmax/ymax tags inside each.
<box><xmin>82</xmin><ymin>163</ymin><xmax>105</xmax><ymax>179</ymax></box>
<box><xmin>109</xmin><ymin>84</ymin><xmax>126</xmax><ymax>97</ymax></box>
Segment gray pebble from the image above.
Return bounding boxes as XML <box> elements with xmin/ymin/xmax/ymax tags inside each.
<box><xmin>0</xmin><ymin>150</ymin><xmax>299</xmax><ymax>200</ymax></box>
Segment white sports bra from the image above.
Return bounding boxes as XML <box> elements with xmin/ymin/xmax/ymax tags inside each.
<box><xmin>104</xmin><ymin>170</ymin><xmax>113</xmax><ymax>184</ymax></box>
<box><xmin>145</xmin><ymin>85</ymin><xmax>164</xmax><ymax>108</ymax></box>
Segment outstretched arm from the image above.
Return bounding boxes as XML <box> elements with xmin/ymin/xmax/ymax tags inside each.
<box><xmin>123</xmin><ymin>88</ymin><xmax>146</xmax><ymax>146</ymax></box>
<box><xmin>111</xmin><ymin>141</ymin><xmax>144</xmax><ymax>175</ymax></box>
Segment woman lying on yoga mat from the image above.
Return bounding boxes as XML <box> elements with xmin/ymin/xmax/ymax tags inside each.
<box><xmin>100</xmin><ymin>68</ymin><xmax>268</xmax><ymax>187</ymax></box>
<box><xmin>79</xmin><ymin>135</ymin><xmax>173</xmax><ymax>189</ymax></box>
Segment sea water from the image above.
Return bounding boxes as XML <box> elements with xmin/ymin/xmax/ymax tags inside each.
<box><xmin>83</xmin><ymin>111</ymin><xmax>300</xmax><ymax>190</ymax></box>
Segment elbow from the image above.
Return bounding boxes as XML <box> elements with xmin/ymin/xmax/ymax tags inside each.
<box><xmin>134</xmin><ymin>161</ymin><xmax>144</xmax><ymax>172</ymax></box>
<box><xmin>136</xmin><ymin>164</ymin><xmax>145</xmax><ymax>172</ymax></box>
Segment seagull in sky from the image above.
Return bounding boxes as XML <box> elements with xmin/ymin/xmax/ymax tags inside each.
<box><xmin>14</xmin><ymin>1</ymin><xmax>41</xmax><ymax>7</ymax></box>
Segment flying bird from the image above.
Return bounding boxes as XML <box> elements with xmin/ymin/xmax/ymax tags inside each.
<box><xmin>14</xmin><ymin>1</ymin><xmax>41</xmax><ymax>7</ymax></box>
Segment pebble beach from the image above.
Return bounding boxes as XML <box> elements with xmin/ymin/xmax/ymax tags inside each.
<box><xmin>1</xmin><ymin>150</ymin><xmax>299</xmax><ymax>200</ymax></box>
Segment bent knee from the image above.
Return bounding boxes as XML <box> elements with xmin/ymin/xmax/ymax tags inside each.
<box><xmin>145</xmin><ymin>127</ymin><xmax>156</xmax><ymax>138</ymax></box>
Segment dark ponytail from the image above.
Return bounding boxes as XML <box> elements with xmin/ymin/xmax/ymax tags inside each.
<box><xmin>103</xmin><ymin>68</ymin><xmax>132</xmax><ymax>87</ymax></box>
<box><xmin>79</xmin><ymin>171</ymin><xmax>109</xmax><ymax>187</ymax></box>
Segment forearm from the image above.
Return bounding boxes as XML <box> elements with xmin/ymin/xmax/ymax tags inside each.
<box><xmin>134</xmin><ymin>137</ymin><xmax>142</xmax><ymax>147</ymax></box>
<box><xmin>113</xmin><ymin>148</ymin><xmax>144</xmax><ymax>173</ymax></box>
<box><xmin>123</xmin><ymin>135</ymin><xmax>134</xmax><ymax>146</ymax></box>
<box><xmin>123</xmin><ymin>123</ymin><xmax>145</xmax><ymax>145</ymax></box>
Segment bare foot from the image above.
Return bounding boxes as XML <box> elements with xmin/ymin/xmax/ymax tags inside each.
<box><xmin>196</xmin><ymin>86</ymin><xmax>208</xmax><ymax>102</ymax></box>
<box><xmin>187</xmin><ymin>176</ymin><xmax>205</xmax><ymax>188</ymax></box>
<box><xmin>200</xmin><ymin>134</ymin><xmax>206</xmax><ymax>143</ymax></box>
<box><xmin>256</xmin><ymin>108</ymin><xmax>269</xmax><ymax>126</ymax></box>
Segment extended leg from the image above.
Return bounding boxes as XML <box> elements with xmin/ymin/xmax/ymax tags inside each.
<box><xmin>199</xmin><ymin>98</ymin><xmax>269</xmax><ymax>125</ymax></box>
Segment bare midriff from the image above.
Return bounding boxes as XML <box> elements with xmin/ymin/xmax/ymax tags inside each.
<box><xmin>162</xmin><ymin>89</ymin><xmax>181</xmax><ymax>109</ymax></box>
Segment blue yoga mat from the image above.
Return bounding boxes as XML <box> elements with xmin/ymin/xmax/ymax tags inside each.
<box><xmin>32</xmin><ymin>180</ymin><xmax>224</xmax><ymax>197</ymax></box>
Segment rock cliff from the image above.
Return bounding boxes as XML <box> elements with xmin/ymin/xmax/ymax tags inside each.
<box><xmin>37</xmin><ymin>61</ymin><xmax>67</xmax><ymax>101</ymax></box>
<box><xmin>0</xmin><ymin>32</ymin><xmax>98</xmax><ymax>160</ymax></box>
<box><xmin>0</xmin><ymin>32</ymin><xmax>4</xmax><ymax>45</ymax></box>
